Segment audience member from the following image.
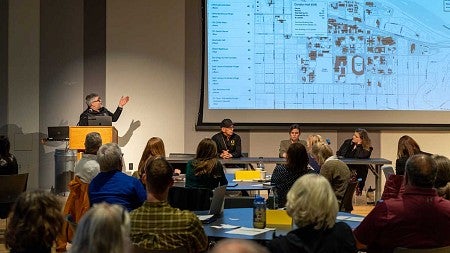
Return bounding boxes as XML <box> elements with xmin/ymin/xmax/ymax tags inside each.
<box><xmin>278</xmin><ymin>124</ymin><xmax>307</xmax><ymax>158</ymax></box>
<box><xmin>211</xmin><ymin>118</ymin><xmax>242</xmax><ymax>159</ymax></box>
<box><xmin>74</xmin><ymin>132</ymin><xmax>102</xmax><ymax>183</ymax></box>
<box><xmin>432</xmin><ymin>154</ymin><xmax>450</xmax><ymax>200</ymax></box>
<box><xmin>307</xmin><ymin>135</ymin><xmax>326</xmax><ymax>171</ymax></box>
<box><xmin>0</xmin><ymin>135</ymin><xmax>18</xmax><ymax>175</ymax></box>
<box><xmin>129</xmin><ymin>157</ymin><xmax>208</xmax><ymax>252</ymax></box>
<box><xmin>89</xmin><ymin>143</ymin><xmax>146</xmax><ymax>212</ymax></box>
<box><xmin>267</xmin><ymin>174</ymin><xmax>357</xmax><ymax>253</ymax></box>
<box><xmin>312</xmin><ymin>142</ymin><xmax>351</xmax><ymax>206</ymax></box>
<box><xmin>78</xmin><ymin>92</ymin><xmax>129</xmax><ymax>126</ymax></box>
<box><xmin>271</xmin><ymin>143</ymin><xmax>314</xmax><ymax>207</ymax></box>
<box><xmin>211</xmin><ymin>239</ymin><xmax>269</xmax><ymax>253</ymax></box>
<box><xmin>185</xmin><ymin>138</ymin><xmax>228</xmax><ymax>190</ymax></box>
<box><xmin>5</xmin><ymin>190</ymin><xmax>64</xmax><ymax>253</ymax></box>
<box><xmin>136</xmin><ymin>137</ymin><xmax>166</xmax><ymax>180</ymax></box>
<box><xmin>396</xmin><ymin>135</ymin><xmax>429</xmax><ymax>175</ymax></box>
<box><xmin>354</xmin><ymin>154</ymin><xmax>450</xmax><ymax>252</ymax></box>
<box><xmin>56</xmin><ymin>132</ymin><xmax>102</xmax><ymax>251</ymax></box>
<box><xmin>336</xmin><ymin>128</ymin><xmax>373</xmax><ymax>194</ymax></box>
<box><xmin>70</xmin><ymin>203</ymin><xmax>131</xmax><ymax>253</ymax></box>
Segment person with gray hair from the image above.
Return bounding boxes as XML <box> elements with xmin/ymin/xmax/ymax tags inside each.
<box><xmin>267</xmin><ymin>174</ymin><xmax>357</xmax><ymax>253</ymax></box>
<box><xmin>78</xmin><ymin>92</ymin><xmax>129</xmax><ymax>126</ymax></box>
<box><xmin>74</xmin><ymin>132</ymin><xmax>102</xmax><ymax>183</ymax></box>
<box><xmin>56</xmin><ymin>132</ymin><xmax>103</xmax><ymax>251</ymax></box>
<box><xmin>89</xmin><ymin>143</ymin><xmax>146</xmax><ymax>212</ymax></box>
<box><xmin>354</xmin><ymin>154</ymin><xmax>450</xmax><ymax>252</ymax></box>
<box><xmin>70</xmin><ymin>203</ymin><xmax>131</xmax><ymax>253</ymax></box>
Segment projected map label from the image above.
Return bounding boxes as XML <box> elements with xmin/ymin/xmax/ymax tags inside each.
<box><xmin>207</xmin><ymin>0</ymin><xmax>450</xmax><ymax>110</ymax></box>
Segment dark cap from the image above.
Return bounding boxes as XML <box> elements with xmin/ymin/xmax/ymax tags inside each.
<box><xmin>220</xmin><ymin>119</ymin><xmax>234</xmax><ymax>128</ymax></box>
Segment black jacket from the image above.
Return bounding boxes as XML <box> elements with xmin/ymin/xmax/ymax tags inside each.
<box><xmin>78</xmin><ymin>107</ymin><xmax>123</xmax><ymax>126</ymax></box>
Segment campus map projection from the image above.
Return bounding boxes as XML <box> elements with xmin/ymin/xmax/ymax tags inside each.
<box><xmin>207</xmin><ymin>0</ymin><xmax>450</xmax><ymax>110</ymax></box>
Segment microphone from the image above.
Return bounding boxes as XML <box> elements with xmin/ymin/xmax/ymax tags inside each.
<box><xmin>326</xmin><ymin>138</ymin><xmax>331</xmax><ymax>145</ymax></box>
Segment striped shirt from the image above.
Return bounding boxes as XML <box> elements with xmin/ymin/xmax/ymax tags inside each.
<box><xmin>130</xmin><ymin>201</ymin><xmax>208</xmax><ymax>253</ymax></box>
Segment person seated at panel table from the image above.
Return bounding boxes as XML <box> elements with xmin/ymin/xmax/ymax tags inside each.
<box><xmin>305</xmin><ymin>134</ymin><xmax>325</xmax><ymax>173</ymax></box>
<box><xmin>70</xmin><ymin>203</ymin><xmax>131</xmax><ymax>253</ymax></box>
<box><xmin>353</xmin><ymin>154</ymin><xmax>450</xmax><ymax>253</ymax></box>
<box><xmin>129</xmin><ymin>157</ymin><xmax>208</xmax><ymax>252</ymax></box>
<box><xmin>336</xmin><ymin>128</ymin><xmax>373</xmax><ymax>195</ymax></box>
<box><xmin>212</xmin><ymin>118</ymin><xmax>242</xmax><ymax>159</ymax></box>
<box><xmin>267</xmin><ymin>174</ymin><xmax>357</xmax><ymax>253</ymax></box>
<box><xmin>5</xmin><ymin>191</ymin><xmax>64</xmax><ymax>253</ymax></box>
<box><xmin>396</xmin><ymin>135</ymin><xmax>430</xmax><ymax>175</ymax></box>
<box><xmin>278</xmin><ymin>124</ymin><xmax>307</xmax><ymax>158</ymax></box>
<box><xmin>185</xmin><ymin>138</ymin><xmax>228</xmax><ymax>190</ymax></box>
<box><xmin>271</xmin><ymin>143</ymin><xmax>315</xmax><ymax>208</ymax></box>
<box><xmin>78</xmin><ymin>92</ymin><xmax>130</xmax><ymax>126</ymax></box>
<box><xmin>135</xmin><ymin>137</ymin><xmax>166</xmax><ymax>182</ymax></box>
<box><xmin>89</xmin><ymin>143</ymin><xmax>147</xmax><ymax>212</ymax></box>
<box><xmin>312</xmin><ymin>142</ymin><xmax>351</xmax><ymax>207</ymax></box>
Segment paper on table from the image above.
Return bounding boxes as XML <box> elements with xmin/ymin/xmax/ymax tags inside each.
<box><xmin>225</xmin><ymin>227</ymin><xmax>275</xmax><ymax>236</ymax></box>
<box><xmin>197</xmin><ymin>214</ymin><xmax>214</xmax><ymax>221</ymax></box>
<box><xmin>337</xmin><ymin>215</ymin><xmax>364</xmax><ymax>222</ymax></box>
<box><xmin>210</xmin><ymin>224</ymin><xmax>241</xmax><ymax>229</ymax></box>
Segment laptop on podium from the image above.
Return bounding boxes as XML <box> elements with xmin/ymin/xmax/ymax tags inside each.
<box><xmin>87</xmin><ymin>116</ymin><xmax>112</xmax><ymax>126</ymax></box>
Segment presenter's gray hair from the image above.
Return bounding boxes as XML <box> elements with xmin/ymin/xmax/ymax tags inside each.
<box><xmin>97</xmin><ymin>143</ymin><xmax>123</xmax><ymax>172</ymax></box>
<box><xmin>85</xmin><ymin>132</ymin><xmax>102</xmax><ymax>154</ymax></box>
<box><xmin>70</xmin><ymin>203</ymin><xmax>130</xmax><ymax>253</ymax></box>
<box><xmin>85</xmin><ymin>93</ymin><xmax>99</xmax><ymax>107</ymax></box>
<box><xmin>286</xmin><ymin>174</ymin><xmax>338</xmax><ymax>230</ymax></box>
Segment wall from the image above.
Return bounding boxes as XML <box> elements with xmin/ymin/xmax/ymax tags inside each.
<box><xmin>5</xmin><ymin>0</ymin><xmax>450</xmax><ymax>191</ymax></box>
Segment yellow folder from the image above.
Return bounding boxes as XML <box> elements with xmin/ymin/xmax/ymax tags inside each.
<box><xmin>234</xmin><ymin>170</ymin><xmax>261</xmax><ymax>180</ymax></box>
<box><xmin>266</xmin><ymin>209</ymin><xmax>293</xmax><ymax>226</ymax></box>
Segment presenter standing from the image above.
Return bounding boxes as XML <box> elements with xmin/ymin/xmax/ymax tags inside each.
<box><xmin>211</xmin><ymin>119</ymin><xmax>242</xmax><ymax>159</ymax></box>
<box><xmin>78</xmin><ymin>93</ymin><xmax>129</xmax><ymax>126</ymax></box>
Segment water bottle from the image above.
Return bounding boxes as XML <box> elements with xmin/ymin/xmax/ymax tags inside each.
<box><xmin>269</xmin><ymin>188</ymin><xmax>279</xmax><ymax>209</ymax></box>
<box><xmin>256</xmin><ymin>157</ymin><xmax>265</xmax><ymax>170</ymax></box>
<box><xmin>253</xmin><ymin>196</ymin><xmax>266</xmax><ymax>229</ymax></box>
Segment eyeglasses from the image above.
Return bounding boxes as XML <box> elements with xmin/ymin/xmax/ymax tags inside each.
<box><xmin>92</xmin><ymin>99</ymin><xmax>102</xmax><ymax>103</ymax></box>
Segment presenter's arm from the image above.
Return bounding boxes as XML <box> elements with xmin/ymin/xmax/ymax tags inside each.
<box><xmin>111</xmin><ymin>96</ymin><xmax>129</xmax><ymax>122</ymax></box>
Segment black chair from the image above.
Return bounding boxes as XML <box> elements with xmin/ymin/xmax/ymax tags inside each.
<box><xmin>339</xmin><ymin>180</ymin><xmax>358</xmax><ymax>213</ymax></box>
<box><xmin>168</xmin><ymin>186</ymin><xmax>212</xmax><ymax>211</ymax></box>
<box><xmin>224</xmin><ymin>196</ymin><xmax>254</xmax><ymax>209</ymax></box>
<box><xmin>0</xmin><ymin>173</ymin><xmax>29</xmax><ymax>219</ymax></box>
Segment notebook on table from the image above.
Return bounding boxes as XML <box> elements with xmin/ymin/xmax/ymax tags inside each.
<box><xmin>197</xmin><ymin>185</ymin><xmax>227</xmax><ymax>224</ymax></box>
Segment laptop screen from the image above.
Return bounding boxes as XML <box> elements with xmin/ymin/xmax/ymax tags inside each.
<box><xmin>47</xmin><ymin>126</ymin><xmax>69</xmax><ymax>141</ymax></box>
<box><xmin>87</xmin><ymin>116</ymin><xmax>112</xmax><ymax>126</ymax></box>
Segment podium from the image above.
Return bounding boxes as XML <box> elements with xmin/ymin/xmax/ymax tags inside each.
<box><xmin>69</xmin><ymin>126</ymin><xmax>118</xmax><ymax>150</ymax></box>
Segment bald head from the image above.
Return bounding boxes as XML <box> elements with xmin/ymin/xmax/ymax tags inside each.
<box><xmin>405</xmin><ymin>154</ymin><xmax>437</xmax><ymax>188</ymax></box>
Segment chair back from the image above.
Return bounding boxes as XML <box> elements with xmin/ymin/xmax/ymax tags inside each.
<box><xmin>382</xmin><ymin>165</ymin><xmax>395</xmax><ymax>180</ymax></box>
<box><xmin>168</xmin><ymin>187</ymin><xmax>212</xmax><ymax>211</ymax></box>
<box><xmin>224</xmin><ymin>196</ymin><xmax>254</xmax><ymax>209</ymax></box>
<box><xmin>393</xmin><ymin>246</ymin><xmax>450</xmax><ymax>253</ymax></box>
<box><xmin>132</xmin><ymin>245</ymin><xmax>188</xmax><ymax>253</ymax></box>
<box><xmin>339</xmin><ymin>180</ymin><xmax>358</xmax><ymax>213</ymax></box>
<box><xmin>0</xmin><ymin>173</ymin><xmax>29</xmax><ymax>219</ymax></box>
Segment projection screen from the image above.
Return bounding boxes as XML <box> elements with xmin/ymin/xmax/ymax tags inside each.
<box><xmin>198</xmin><ymin>0</ymin><xmax>450</xmax><ymax>129</ymax></box>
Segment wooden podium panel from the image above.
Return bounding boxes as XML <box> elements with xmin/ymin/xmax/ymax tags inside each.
<box><xmin>69</xmin><ymin>126</ymin><xmax>118</xmax><ymax>150</ymax></box>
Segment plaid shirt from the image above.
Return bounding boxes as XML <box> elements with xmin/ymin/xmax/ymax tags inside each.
<box><xmin>130</xmin><ymin>201</ymin><xmax>208</xmax><ymax>253</ymax></box>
